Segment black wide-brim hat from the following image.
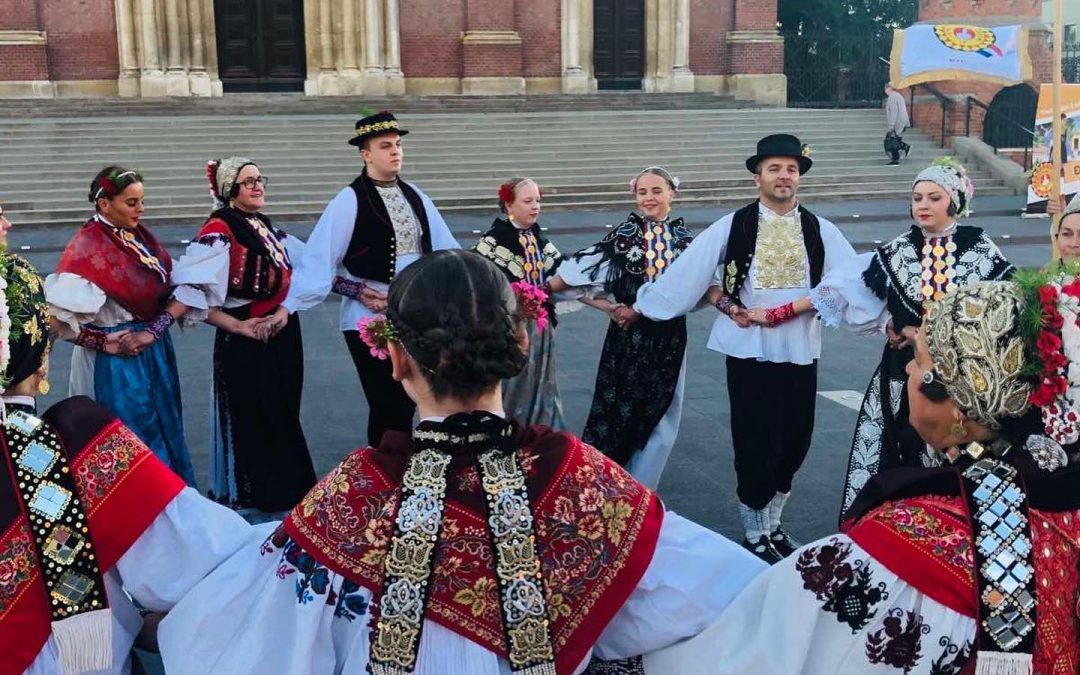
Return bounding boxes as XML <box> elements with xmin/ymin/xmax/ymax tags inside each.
<box><xmin>348</xmin><ymin>111</ymin><xmax>409</xmax><ymax>147</ymax></box>
<box><xmin>745</xmin><ymin>133</ymin><xmax>812</xmax><ymax>174</ymax></box>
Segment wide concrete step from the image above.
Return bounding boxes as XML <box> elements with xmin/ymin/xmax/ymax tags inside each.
<box><xmin>0</xmin><ymin>106</ymin><xmax>1011</xmax><ymax>227</ymax></box>
<box><xmin>0</xmin><ymin>93</ymin><xmax>750</xmax><ymax>118</ymax></box>
<box><xmin>4</xmin><ymin>182</ymin><xmax>1017</xmax><ymax>226</ymax></box>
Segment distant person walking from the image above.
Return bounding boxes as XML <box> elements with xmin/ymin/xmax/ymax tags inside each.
<box><xmin>884</xmin><ymin>82</ymin><xmax>911</xmax><ymax>166</ymax></box>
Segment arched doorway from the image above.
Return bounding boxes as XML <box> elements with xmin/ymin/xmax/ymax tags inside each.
<box><xmin>983</xmin><ymin>84</ymin><xmax>1037</xmax><ymax>149</ymax></box>
<box><xmin>214</xmin><ymin>0</ymin><xmax>306</xmax><ymax>92</ymax></box>
<box><xmin>593</xmin><ymin>0</ymin><xmax>645</xmax><ymax>90</ymax></box>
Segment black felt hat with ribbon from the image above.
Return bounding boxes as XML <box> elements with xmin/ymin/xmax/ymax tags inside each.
<box><xmin>348</xmin><ymin>110</ymin><xmax>409</xmax><ymax>147</ymax></box>
<box><xmin>745</xmin><ymin>133</ymin><xmax>813</xmax><ymax>174</ymax></box>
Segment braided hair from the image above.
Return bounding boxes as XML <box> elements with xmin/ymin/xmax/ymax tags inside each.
<box><xmin>387</xmin><ymin>250</ymin><xmax>527</xmax><ymax>399</ymax></box>
<box><xmin>88</xmin><ymin>166</ymin><xmax>143</xmax><ymax>211</ymax></box>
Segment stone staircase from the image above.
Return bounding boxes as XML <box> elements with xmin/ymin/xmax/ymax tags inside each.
<box><xmin>0</xmin><ymin>100</ymin><xmax>1018</xmax><ymax>229</ymax></box>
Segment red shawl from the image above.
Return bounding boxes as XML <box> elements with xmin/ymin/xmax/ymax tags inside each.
<box><xmin>0</xmin><ymin>396</ymin><xmax>185</xmax><ymax>674</ymax></box>
<box><xmin>55</xmin><ymin>218</ymin><xmax>173</xmax><ymax>321</ymax></box>
<box><xmin>285</xmin><ymin>426</ymin><xmax>664</xmax><ymax>675</ymax></box>
<box><xmin>849</xmin><ymin>495</ymin><xmax>1080</xmax><ymax>673</ymax></box>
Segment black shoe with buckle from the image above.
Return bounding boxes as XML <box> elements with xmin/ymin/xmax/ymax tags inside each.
<box><xmin>770</xmin><ymin>528</ymin><xmax>802</xmax><ymax>557</ymax></box>
<box><xmin>742</xmin><ymin>535</ymin><xmax>784</xmax><ymax>564</ymax></box>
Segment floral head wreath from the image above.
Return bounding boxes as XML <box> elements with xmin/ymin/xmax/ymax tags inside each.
<box><xmin>913</xmin><ymin>157</ymin><xmax>975</xmax><ymax>218</ymax></box>
<box><xmin>629</xmin><ymin>166</ymin><xmax>681</xmax><ymax>194</ymax></box>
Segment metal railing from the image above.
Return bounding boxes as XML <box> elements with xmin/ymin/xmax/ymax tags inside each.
<box><xmin>782</xmin><ymin>32</ymin><xmax>892</xmax><ymax>107</ymax></box>
<box><xmin>909</xmin><ymin>83</ymin><xmax>952</xmax><ymax>148</ymax></box>
<box><xmin>1066</xmin><ymin>42</ymin><xmax>1080</xmax><ymax>84</ymax></box>
<box><xmin>965</xmin><ymin>96</ymin><xmax>1034</xmax><ymax>169</ymax></box>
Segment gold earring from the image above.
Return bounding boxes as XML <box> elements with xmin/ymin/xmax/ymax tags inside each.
<box><xmin>950</xmin><ymin>420</ymin><xmax>967</xmax><ymax>440</ymax></box>
<box><xmin>37</xmin><ymin>378</ymin><xmax>50</xmax><ymax>396</ymax></box>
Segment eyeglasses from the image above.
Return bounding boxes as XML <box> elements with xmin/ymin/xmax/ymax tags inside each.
<box><xmin>238</xmin><ymin>176</ymin><xmax>269</xmax><ymax>189</ymax></box>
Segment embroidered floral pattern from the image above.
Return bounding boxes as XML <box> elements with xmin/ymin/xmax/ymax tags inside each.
<box><xmin>929</xmin><ymin>637</ymin><xmax>972</xmax><ymax>675</ymax></box>
<box><xmin>0</xmin><ymin>522</ymin><xmax>35</xmax><ymax>616</ymax></box>
<box><xmin>375</xmin><ymin>185</ymin><xmax>423</xmax><ymax>256</ymax></box>
<box><xmin>866</xmin><ymin>608</ymin><xmax>931</xmax><ymax>673</ymax></box>
<box><xmin>285</xmin><ymin>437</ymin><xmax>660</xmax><ymax>669</ymax></box>
<box><xmin>876</xmin><ymin>501</ymin><xmax>972</xmax><ymax>571</ymax></box>
<box><xmin>753</xmin><ymin>214</ymin><xmax>808</xmax><ymax>289</ymax></box>
<box><xmin>73</xmin><ymin>423</ymin><xmax>142</xmax><ymax>504</ymax></box>
<box><xmin>582</xmin><ymin>656</ymin><xmax>646</xmax><ymax>674</ymax></box>
<box><xmin>797</xmin><ymin>538</ymin><xmax>889</xmax><ymax>632</ymax></box>
<box><xmin>262</xmin><ymin>526</ymin><xmax>370</xmax><ymax>620</ymax></box>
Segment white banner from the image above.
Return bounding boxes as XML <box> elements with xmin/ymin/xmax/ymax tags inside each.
<box><xmin>890</xmin><ymin>24</ymin><xmax>1032</xmax><ymax>88</ymax></box>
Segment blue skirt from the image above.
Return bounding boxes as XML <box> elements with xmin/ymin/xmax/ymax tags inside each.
<box><xmin>93</xmin><ymin>322</ymin><xmax>197</xmax><ymax>486</ymax></box>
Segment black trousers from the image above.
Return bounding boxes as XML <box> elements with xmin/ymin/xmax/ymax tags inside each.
<box><xmin>343</xmin><ymin>330</ymin><xmax>416</xmax><ymax>446</ymax></box>
<box><xmin>726</xmin><ymin>356</ymin><xmax>817</xmax><ymax>510</ymax></box>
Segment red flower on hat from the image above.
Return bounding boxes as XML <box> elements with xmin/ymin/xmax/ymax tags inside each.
<box><xmin>1040</xmin><ymin>285</ymin><xmax>1060</xmax><ymax>306</ymax></box>
<box><xmin>1037</xmin><ymin>331</ymin><xmax>1063</xmax><ymax>356</ymax></box>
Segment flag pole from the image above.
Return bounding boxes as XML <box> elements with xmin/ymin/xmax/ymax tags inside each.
<box><xmin>1051</xmin><ymin>0</ymin><xmax>1064</xmax><ymax>260</ymax></box>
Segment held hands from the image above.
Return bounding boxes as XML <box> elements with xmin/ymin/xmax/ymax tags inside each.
<box><xmin>360</xmin><ymin>287</ymin><xmax>388</xmax><ymax>314</ymax></box>
<box><xmin>610</xmin><ymin>304</ymin><xmax>641</xmax><ymax>330</ymax></box>
<box><xmin>886</xmin><ymin>321</ymin><xmax>919</xmax><ymax>349</ymax></box>
<box><xmin>255</xmin><ymin>307</ymin><xmax>290</xmax><ymax>341</ymax></box>
<box><xmin>102</xmin><ymin>329</ymin><xmax>132</xmax><ymax>356</ymax></box>
<box><xmin>116</xmin><ymin>330</ymin><xmax>156</xmax><ymax>356</ymax></box>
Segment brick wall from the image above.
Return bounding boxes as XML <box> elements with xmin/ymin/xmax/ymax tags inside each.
<box><xmin>464</xmin><ymin>42</ymin><xmax>523</xmax><ymax>78</ymax></box>
<box><xmin>0</xmin><ymin>45</ymin><xmax>49</xmax><ymax>81</ymax></box>
<box><xmin>0</xmin><ymin>2</ymin><xmax>41</xmax><ymax>31</ymax></box>
<box><xmin>40</xmin><ymin>0</ymin><xmax>118</xmax><ymax>80</ymax></box>
<box><xmin>518</xmin><ymin>0</ymin><xmax>560</xmax><ymax>78</ymax></box>
<box><xmin>690</xmin><ymin>0</ymin><xmax>728</xmax><ymax>76</ymax></box>
<box><xmin>400</xmin><ymin>0</ymin><xmax>465</xmax><ymax>78</ymax></box>
<box><xmin>732</xmin><ymin>0</ymin><xmax>776</xmax><ymax>32</ymax></box>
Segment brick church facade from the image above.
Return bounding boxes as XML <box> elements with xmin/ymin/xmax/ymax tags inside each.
<box><xmin>0</xmin><ymin>0</ymin><xmax>1062</xmax><ymax>107</ymax></box>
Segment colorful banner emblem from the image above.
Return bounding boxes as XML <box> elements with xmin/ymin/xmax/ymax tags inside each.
<box><xmin>1025</xmin><ymin>84</ymin><xmax>1080</xmax><ymax>215</ymax></box>
<box><xmin>889</xmin><ymin>24</ymin><xmax>1032</xmax><ymax>89</ymax></box>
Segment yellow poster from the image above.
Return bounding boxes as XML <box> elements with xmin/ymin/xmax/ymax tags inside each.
<box><xmin>1028</xmin><ymin>84</ymin><xmax>1080</xmax><ymax>214</ymax></box>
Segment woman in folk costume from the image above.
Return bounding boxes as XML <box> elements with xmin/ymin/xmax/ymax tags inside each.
<box><xmin>174</xmin><ymin>157</ymin><xmax>316</xmax><ymax>514</ymax></box>
<box><xmin>473</xmin><ymin>177</ymin><xmax>570</xmax><ymax>429</ymax></box>
<box><xmin>1052</xmin><ymin>194</ymin><xmax>1080</xmax><ymax>263</ymax></box>
<box><xmin>632</xmin><ymin>272</ymin><xmax>1080</xmax><ymax>674</ymax></box>
<box><xmin>547</xmin><ymin>167</ymin><xmax>693</xmax><ymax>490</ymax></box>
<box><xmin>44</xmin><ymin>167</ymin><xmax>208</xmax><ymax>486</ymax></box>
<box><xmin>815</xmin><ymin>158</ymin><xmax>1013</xmax><ymax>520</ymax></box>
<box><xmin>0</xmin><ymin>242</ymin><xmax>253</xmax><ymax>674</ymax></box>
<box><xmin>155</xmin><ymin>250</ymin><xmax>765</xmax><ymax>675</ymax></box>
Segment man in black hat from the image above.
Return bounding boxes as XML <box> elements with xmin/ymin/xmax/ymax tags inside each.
<box><xmin>627</xmin><ymin>134</ymin><xmax>857</xmax><ymax>563</ymax></box>
<box><xmin>283</xmin><ymin>111</ymin><xmax>459</xmax><ymax>446</ymax></box>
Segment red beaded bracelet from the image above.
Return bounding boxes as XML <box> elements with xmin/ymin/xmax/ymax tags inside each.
<box><xmin>765</xmin><ymin>302</ymin><xmax>797</xmax><ymax>327</ymax></box>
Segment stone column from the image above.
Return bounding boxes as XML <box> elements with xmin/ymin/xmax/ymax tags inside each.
<box><xmin>560</xmin><ymin>0</ymin><xmax>592</xmax><ymax>93</ymax></box>
<box><xmin>115</xmin><ymin>0</ymin><xmax>141</xmax><ymax>96</ymax></box>
<box><xmin>361</xmin><ymin>0</ymin><xmax>387</xmax><ymax>94</ymax></box>
<box><xmin>671</xmin><ymin>0</ymin><xmax>693</xmax><ymax>90</ymax></box>
<box><xmin>383</xmin><ymin>0</ymin><xmax>405</xmax><ymax>94</ymax></box>
<box><xmin>163</xmin><ymin>0</ymin><xmax>191</xmax><ymax>95</ymax></box>
<box><xmin>136</xmin><ymin>0</ymin><xmax>167</xmax><ymax>96</ymax></box>
<box><xmin>186</xmin><ymin>0</ymin><xmax>212</xmax><ymax>95</ymax></box>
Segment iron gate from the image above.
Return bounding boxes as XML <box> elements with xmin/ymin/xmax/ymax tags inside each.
<box><xmin>783</xmin><ymin>33</ymin><xmax>893</xmax><ymax>108</ymax></box>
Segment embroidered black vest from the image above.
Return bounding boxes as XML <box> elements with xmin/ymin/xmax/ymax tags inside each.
<box><xmin>208</xmin><ymin>207</ymin><xmax>291</xmax><ymax>301</ymax></box>
<box><xmin>344</xmin><ymin>171</ymin><xmax>432</xmax><ymax>283</ymax></box>
<box><xmin>721</xmin><ymin>201</ymin><xmax>825</xmax><ymax>307</ymax></box>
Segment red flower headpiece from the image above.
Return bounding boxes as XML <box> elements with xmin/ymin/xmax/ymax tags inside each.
<box><xmin>498</xmin><ymin>183</ymin><xmax>516</xmax><ymax>205</ymax></box>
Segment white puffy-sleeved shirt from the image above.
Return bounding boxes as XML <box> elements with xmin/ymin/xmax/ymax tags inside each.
<box><xmin>282</xmin><ymin>182</ymin><xmax>460</xmax><ymax>331</ymax></box>
<box><xmin>156</xmin><ymin>510</ymin><xmax>765</xmax><ymax>675</ymax></box>
<box><xmin>634</xmin><ymin>203</ymin><xmax>858</xmax><ymax>365</ymax></box>
<box><xmin>25</xmin><ymin>488</ymin><xmax>256</xmax><ymax>675</ymax></box>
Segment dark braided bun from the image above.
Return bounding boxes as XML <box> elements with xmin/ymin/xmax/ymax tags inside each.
<box><xmin>89</xmin><ymin>165</ymin><xmax>144</xmax><ymax>208</ymax></box>
<box><xmin>387</xmin><ymin>250</ymin><xmax>527</xmax><ymax>399</ymax></box>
